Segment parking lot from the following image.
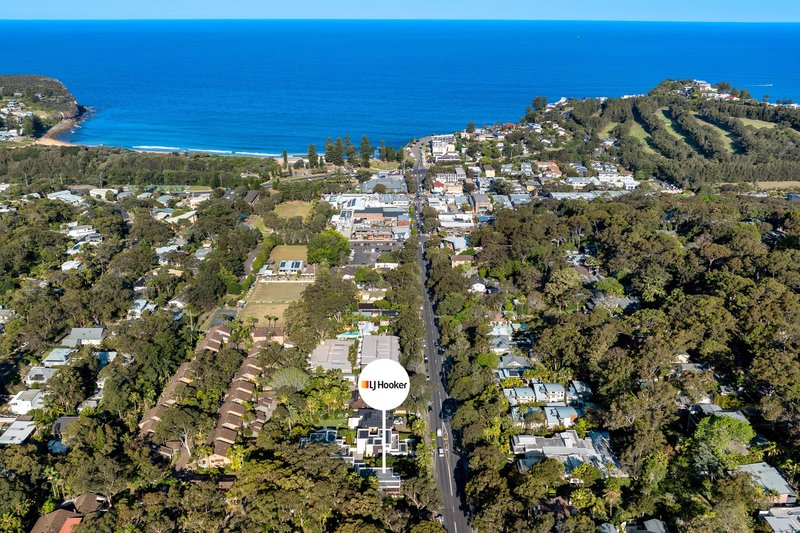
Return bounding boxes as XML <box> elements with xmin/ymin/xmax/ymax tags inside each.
<box><xmin>349</xmin><ymin>241</ymin><xmax>404</xmax><ymax>265</ymax></box>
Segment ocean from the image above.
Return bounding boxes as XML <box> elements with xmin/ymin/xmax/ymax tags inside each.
<box><xmin>2</xmin><ymin>20</ymin><xmax>800</xmax><ymax>155</ymax></box>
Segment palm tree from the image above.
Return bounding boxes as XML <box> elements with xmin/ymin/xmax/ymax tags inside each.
<box><xmin>44</xmin><ymin>465</ymin><xmax>65</xmax><ymax>500</ymax></box>
<box><xmin>603</xmin><ymin>486</ymin><xmax>622</xmax><ymax>519</ymax></box>
<box><xmin>761</xmin><ymin>441</ymin><xmax>780</xmax><ymax>459</ymax></box>
<box><xmin>781</xmin><ymin>459</ymin><xmax>799</xmax><ymax>485</ymax></box>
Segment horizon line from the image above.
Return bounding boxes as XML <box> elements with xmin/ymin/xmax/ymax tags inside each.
<box><xmin>2</xmin><ymin>18</ymin><xmax>800</xmax><ymax>24</ymax></box>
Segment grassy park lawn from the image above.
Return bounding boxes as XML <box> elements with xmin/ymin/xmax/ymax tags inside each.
<box><xmin>369</xmin><ymin>159</ymin><xmax>401</xmax><ymax>171</ymax></box>
<box><xmin>269</xmin><ymin>245</ymin><xmax>308</xmax><ymax>264</ymax></box>
<box><xmin>273</xmin><ymin>201</ymin><xmax>314</xmax><ymax>219</ymax></box>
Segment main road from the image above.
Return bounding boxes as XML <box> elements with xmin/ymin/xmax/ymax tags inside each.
<box><xmin>411</xmin><ymin>143</ymin><xmax>472</xmax><ymax>533</ymax></box>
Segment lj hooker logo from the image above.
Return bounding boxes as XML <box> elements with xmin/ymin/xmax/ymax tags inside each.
<box><xmin>358</xmin><ymin>359</ymin><xmax>410</xmax><ymax>411</ymax></box>
<box><xmin>360</xmin><ymin>379</ymin><xmax>409</xmax><ymax>391</ymax></box>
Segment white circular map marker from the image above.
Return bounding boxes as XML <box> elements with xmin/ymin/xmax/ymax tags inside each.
<box><xmin>358</xmin><ymin>359</ymin><xmax>411</xmax><ymax>410</ymax></box>
<box><xmin>358</xmin><ymin>359</ymin><xmax>410</xmax><ymax>472</ymax></box>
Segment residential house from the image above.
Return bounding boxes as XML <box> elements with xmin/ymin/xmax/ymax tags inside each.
<box><xmin>348</xmin><ymin>409</ymin><xmax>409</xmax><ymax>458</ymax></box>
<box><xmin>438</xmin><ymin>213</ymin><xmax>475</xmax><ymax>234</ymax></box>
<box><xmin>471</xmin><ymin>280</ymin><xmax>488</xmax><ymax>295</ymax></box>
<box><xmin>624</xmin><ymin>519</ymin><xmax>670</xmax><ymax>533</ymax></box>
<box><xmin>278</xmin><ymin>260</ymin><xmax>305</xmax><ymax>275</ymax></box>
<box><xmin>61</xmin><ymin>260</ymin><xmax>83</xmax><ymax>272</ymax></box>
<box><xmin>139</xmin><ymin>362</ymin><xmax>194</xmax><ymax>436</ymax></box>
<box><xmin>504</xmin><ymin>387</ymin><xmax>537</xmax><ymax>406</ymax></box>
<box><xmin>544</xmin><ymin>405</ymin><xmax>579</xmax><ymax>428</ymax></box>
<box><xmin>63</xmin><ymin>223</ymin><xmax>97</xmax><ymax>240</ymax></box>
<box><xmin>586</xmin><ymin>293</ymin><xmax>640</xmax><ymax>312</ymax></box>
<box><xmin>243</xmin><ymin>190</ymin><xmax>260</xmax><ymax>205</ymax></box>
<box><xmin>739</xmin><ymin>462</ymin><xmax>797</xmax><ymax>504</ymax></box>
<box><xmin>759</xmin><ymin>506</ymin><xmax>800</xmax><ymax>532</ymax></box>
<box><xmin>195</xmin><ymin>325</ymin><xmax>233</xmax><ymax>354</ymax></box>
<box><xmin>509</xmin><ymin>194</ymin><xmax>531</xmax><ymax>207</ymax></box>
<box><xmin>155</xmin><ymin>244</ymin><xmax>181</xmax><ymax>265</ymax></box>
<box><xmin>0</xmin><ymin>418</ymin><xmax>37</xmax><ymax>445</ymax></box>
<box><xmin>128</xmin><ymin>299</ymin><xmax>157</xmax><ymax>320</ymax></box>
<box><xmin>8</xmin><ymin>389</ymin><xmax>47</xmax><ymax>415</ymax></box>
<box><xmin>25</xmin><ymin>366</ymin><xmax>59</xmax><ymax>386</ymax></box>
<box><xmin>61</xmin><ymin>328</ymin><xmax>105</xmax><ymax>347</ymax></box>
<box><xmin>451</xmin><ymin>255</ymin><xmax>474</xmax><ymax>268</ymax></box>
<box><xmin>495</xmin><ymin>354</ymin><xmax>532</xmax><ymax>380</ymax></box>
<box><xmin>360</xmin><ymin>335</ymin><xmax>400</xmax><ymax>367</ymax></box>
<box><xmin>165</xmin><ymin>210</ymin><xmax>198</xmax><ymax>225</ymax></box>
<box><xmin>487</xmin><ymin>323</ymin><xmax>513</xmax><ymax>353</ymax></box>
<box><xmin>186</xmin><ymin>191</ymin><xmax>212</xmax><ymax>207</ymax></box>
<box><xmin>533</xmin><ymin>383</ymin><xmax>566</xmax><ymax>404</ymax></box>
<box><xmin>308</xmin><ymin>339</ymin><xmax>355</xmax><ymax>377</ymax></box>
<box><xmin>513</xmin><ymin>430</ymin><xmax>624</xmax><ymax>479</ymax></box>
<box><xmin>47</xmin><ymin>190</ymin><xmax>84</xmax><ymax>206</ymax></box>
<box><xmin>30</xmin><ymin>509</ymin><xmax>83</xmax><ymax>533</ymax></box>
<box><xmin>475</xmin><ymin>177</ymin><xmax>492</xmax><ymax>193</ymax></box>
<box><xmin>491</xmin><ymin>194</ymin><xmax>512</xmax><ymax>210</ymax></box>
<box><xmin>43</xmin><ymin>348</ymin><xmax>77</xmax><ymax>367</ymax></box>
<box><xmin>88</xmin><ymin>188</ymin><xmax>118</xmax><ymax>200</ymax></box>
<box><xmin>0</xmin><ymin>307</ymin><xmax>16</xmax><ymax>325</ymax></box>
<box><xmin>470</xmin><ymin>193</ymin><xmax>492</xmax><ymax>214</ymax></box>
<box><xmin>567</xmin><ymin>381</ymin><xmax>593</xmax><ymax>405</ymax></box>
<box><xmin>195</xmin><ymin>243</ymin><xmax>213</xmax><ymax>261</ymax></box>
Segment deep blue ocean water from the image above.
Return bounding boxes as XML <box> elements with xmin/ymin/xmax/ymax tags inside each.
<box><xmin>2</xmin><ymin>20</ymin><xmax>800</xmax><ymax>155</ymax></box>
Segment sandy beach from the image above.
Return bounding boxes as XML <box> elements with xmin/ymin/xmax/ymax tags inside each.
<box><xmin>34</xmin><ymin>117</ymin><xmax>78</xmax><ymax>147</ymax></box>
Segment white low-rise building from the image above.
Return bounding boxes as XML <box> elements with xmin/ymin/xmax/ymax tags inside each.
<box><xmin>42</xmin><ymin>348</ymin><xmax>76</xmax><ymax>367</ymax></box>
<box><xmin>0</xmin><ymin>419</ymin><xmax>36</xmax><ymax>445</ymax></box>
<box><xmin>8</xmin><ymin>390</ymin><xmax>47</xmax><ymax>415</ymax></box>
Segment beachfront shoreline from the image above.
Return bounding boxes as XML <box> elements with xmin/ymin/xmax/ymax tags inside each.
<box><xmin>34</xmin><ymin>116</ymin><xmax>79</xmax><ymax>147</ymax></box>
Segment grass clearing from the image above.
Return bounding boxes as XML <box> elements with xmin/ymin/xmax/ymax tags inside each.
<box><xmin>249</xmin><ymin>281</ymin><xmax>308</xmax><ymax>303</ymax></box>
<box><xmin>628</xmin><ymin>120</ymin><xmax>657</xmax><ymax>154</ymax></box>
<box><xmin>274</xmin><ymin>200</ymin><xmax>314</xmax><ymax>219</ymax></box>
<box><xmin>599</xmin><ymin>122</ymin><xmax>619</xmax><ymax>138</ymax></box>
<box><xmin>269</xmin><ymin>245</ymin><xmax>308</xmax><ymax>264</ymax></box>
<box><xmin>239</xmin><ymin>302</ymin><xmax>292</xmax><ymax>326</ymax></box>
<box><xmin>738</xmin><ymin>117</ymin><xmax>778</xmax><ymax>130</ymax></box>
<box><xmin>692</xmin><ymin>113</ymin><xmax>736</xmax><ymax>153</ymax></box>
<box><xmin>755</xmin><ymin>181</ymin><xmax>800</xmax><ymax>190</ymax></box>
<box><xmin>248</xmin><ymin>215</ymin><xmax>270</xmax><ymax>236</ymax></box>
<box><xmin>240</xmin><ymin>281</ymin><xmax>309</xmax><ymax>326</ymax></box>
<box><xmin>656</xmin><ymin>109</ymin><xmax>684</xmax><ymax>140</ymax></box>
<box><xmin>369</xmin><ymin>159</ymin><xmax>401</xmax><ymax>171</ymax></box>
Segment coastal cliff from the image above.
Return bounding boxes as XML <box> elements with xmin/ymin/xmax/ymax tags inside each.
<box><xmin>0</xmin><ymin>75</ymin><xmax>84</xmax><ymax>143</ymax></box>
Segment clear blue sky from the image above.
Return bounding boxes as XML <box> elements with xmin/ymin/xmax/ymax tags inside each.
<box><xmin>4</xmin><ymin>0</ymin><xmax>800</xmax><ymax>22</ymax></box>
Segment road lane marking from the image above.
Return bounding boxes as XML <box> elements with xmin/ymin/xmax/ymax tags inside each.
<box><xmin>446</xmin><ymin>455</ymin><xmax>454</xmax><ymax>495</ymax></box>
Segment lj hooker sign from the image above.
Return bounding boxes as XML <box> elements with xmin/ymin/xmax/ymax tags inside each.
<box><xmin>358</xmin><ymin>359</ymin><xmax>410</xmax><ymax>411</ymax></box>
